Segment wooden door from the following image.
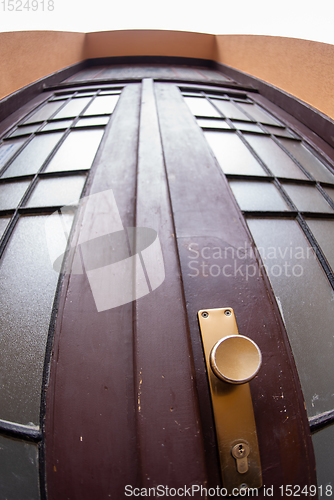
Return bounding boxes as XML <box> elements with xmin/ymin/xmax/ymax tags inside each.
<box><xmin>43</xmin><ymin>75</ymin><xmax>324</xmax><ymax>498</ymax></box>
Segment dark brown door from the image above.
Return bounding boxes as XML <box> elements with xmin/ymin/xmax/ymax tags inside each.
<box><xmin>5</xmin><ymin>62</ymin><xmax>334</xmax><ymax>499</ymax></box>
<box><xmin>43</xmin><ymin>75</ymin><xmax>323</xmax><ymax>499</ymax></box>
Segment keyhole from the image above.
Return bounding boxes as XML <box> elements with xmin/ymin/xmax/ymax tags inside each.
<box><xmin>239</xmin><ymin>445</ymin><xmax>244</xmax><ymax>454</ymax></box>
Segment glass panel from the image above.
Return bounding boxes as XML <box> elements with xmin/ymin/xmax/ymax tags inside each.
<box><xmin>306</xmin><ymin>219</ymin><xmax>334</xmax><ymax>271</ymax></box>
<box><xmin>74</xmin><ymin>116</ymin><xmax>110</xmax><ymax>127</ymax></box>
<box><xmin>2</xmin><ymin>133</ymin><xmax>62</xmax><ymax>178</ymax></box>
<box><xmin>9</xmin><ymin>124</ymin><xmax>41</xmax><ymax>137</ymax></box>
<box><xmin>231</xmin><ymin>121</ymin><xmax>262</xmax><ymax>133</ymax></box>
<box><xmin>83</xmin><ymin>95</ymin><xmax>120</xmax><ymax>115</ymax></box>
<box><xmin>26</xmin><ymin>175</ymin><xmax>86</xmax><ymax>208</ymax></box>
<box><xmin>0</xmin><ymin>214</ymin><xmax>73</xmax><ymax>425</ymax></box>
<box><xmin>52</xmin><ymin>93</ymin><xmax>74</xmax><ymax>100</ymax></box>
<box><xmin>98</xmin><ymin>90</ymin><xmax>121</xmax><ymax>95</ymax></box>
<box><xmin>53</xmin><ymin>97</ymin><xmax>92</xmax><ymax>119</ymax></box>
<box><xmin>322</xmin><ymin>186</ymin><xmax>334</xmax><ymax>203</ymax></box>
<box><xmin>42</xmin><ymin>119</ymin><xmax>73</xmax><ymax>131</ymax></box>
<box><xmin>312</xmin><ymin>424</ymin><xmax>334</xmax><ymax>488</ymax></box>
<box><xmin>229</xmin><ymin>180</ymin><xmax>289</xmax><ymax>211</ymax></box>
<box><xmin>263</xmin><ymin>125</ymin><xmax>294</xmax><ymax>138</ymax></box>
<box><xmin>236</xmin><ymin>102</ymin><xmax>281</xmax><ymax>125</ymax></box>
<box><xmin>0</xmin><ymin>180</ymin><xmax>30</xmax><ymax>210</ymax></box>
<box><xmin>24</xmin><ymin>101</ymin><xmax>65</xmax><ymax>124</ymax></box>
<box><xmin>45</xmin><ymin>129</ymin><xmax>104</xmax><ymax>173</ymax></box>
<box><xmin>279</xmin><ymin>139</ymin><xmax>334</xmax><ymax>184</ymax></box>
<box><xmin>206</xmin><ymin>94</ymin><xmax>229</xmax><ymax>100</ymax></box>
<box><xmin>210</xmin><ymin>99</ymin><xmax>248</xmax><ymax>120</ymax></box>
<box><xmin>74</xmin><ymin>92</ymin><xmax>96</xmax><ymax>97</ymax></box>
<box><xmin>182</xmin><ymin>92</ymin><xmax>203</xmax><ymax>97</ymax></box>
<box><xmin>0</xmin><ymin>139</ymin><xmax>25</xmax><ymax>169</ymax></box>
<box><xmin>183</xmin><ymin>97</ymin><xmax>221</xmax><ymax>117</ymax></box>
<box><xmin>283</xmin><ymin>184</ymin><xmax>333</xmax><ymax>213</ymax></box>
<box><xmin>197</xmin><ymin>118</ymin><xmax>230</xmax><ymax>130</ymax></box>
<box><xmin>204</xmin><ymin>131</ymin><xmax>267</xmax><ymax>176</ymax></box>
<box><xmin>247</xmin><ymin>218</ymin><xmax>334</xmax><ymax>416</ymax></box>
<box><xmin>0</xmin><ymin>435</ymin><xmax>40</xmax><ymax>499</ymax></box>
<box><xmin>0</xmin><ymin>217</ymin><xmax>10</xmax><ymax>238</ymax></box>
<box><xmin>245</xmin><ymin>135</ymin><xmax>307</xmax><ymax>180</ymax></box>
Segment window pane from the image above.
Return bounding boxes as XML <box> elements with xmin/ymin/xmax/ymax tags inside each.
<box><xmin>279</xmin><ymin>139</ymin><xmax>334</xmax><ymax>183</ymax></box>
<box><xmin>0</xmin><ymin>436</ymin><xmax>40</xmax><ymax>499</ymax></box>
<box><xmin>183</xmin><ymin>92</ymin><xmax>204</xmax><ymax>97</ymax></box>
<box><xmin>52</xmin><ymin>93</ymin><xmax>74</xmax><ymax>100</ymax></box>
<box><xmin>0</xmin><ymin>180</ymin><xmax>30</xmax><ymax>210</ymax></box>
<box><xmin>9</xmin><ymin>124</ymin><xmax>41</xmax><ymax>137</ymax></box>
<box><xmin>0</xmin><ymin>139</ymin><xmax>25</xmax><ymax>169</ymax></box>
<box><xmin>306</xmin><ymin>219</ymin><xmax>334</xmax><ymax>271</ymax></box>
<box><xmin>99</xmin><ymin>90</ymin><xmax>121</xmax><ymax>95</ymax></box>
<box><xmin>245</xmin><ymin>135</ymin><xmax>307</xmax><ymax>180</ymax></box>
<box><xmin>0</xmin><ymin>214</ymin><xmax>73</xmax><ymax>425</ymax></box>
<box><xmin>312</xmin><ymin>424</ymin><xmax>334</xmax><ymax>488</ymax></box>
<box><xmin>184</xmin><ymin>97</ymin><xmax>221</xmax><ymax>117</ymax></box>
<box><xmin>0</xmin><ymin>217</ymin><xmax>10</xmax><ymax>238</ymax></box>
<box><xmin>26</xmin><ymin>175</ymin><xmax>86</xmax><ymax>208</ymax></box>
<box><xmin>42</xmin><ymin>119</ymin><xmax>73</xmax><ymax>131</ymax></box>
<box><xmin>210</xmin><ymin>99</ymin><xmax>248</xmax><ymax>120</ymax></box>
<box><xmin>283</xmin><ymin>184</ymin><xmax>333</xmax><ymax>213</ymax></box>
<box><xmin>263</xmin><ymin>125</ymin><xmax>294</xmax><ymax>138</ymax></box>
<box><xmin>231</xmin><ymin>121</ymin><xmax>262</xmax><ymax>133</ymax></box>
<box><xmin>51</xmin><ymin>95</ymin><xmax>73</xmax><ymax>101</ymax></box>
<box><xmin>82</xmin><ymin>95</ymin><xmax>120</xmax><ymax>115</ymax></box>
<box><xmin>2</xmin><ymin>133</ymin><xmax>62</xmax><ymax>178</ymax></box>
<box><xmin>229</xmin><ymin>180</ymin><xmax>289</xmax><ymax>211</ymax></box>
<box><xmin>24</xmin><ymin>101</ymin><xmax>66</xmax><ymax>124</ymax></box>
<box><xmin>45</xmin><ymin>130</ymin><xmax>104</xmax><ymax>173</ymax></box>
<box><xmin>53</xmin><ymin>97</ymin><xmax>92</xmax><ymax>119</ymax></box>
<box><xmin>74</xmin><ymin>116</ymin><xmax>110</xmax><ymax>127</ymax></box>
<box><xmin>204</xmin><ymin>131</ymin><xmax>267</xmax><ymax>176</ymax></box>
<box><xmin>74</xmin><ymin>92</ymin><xmax>96</xmax><ymax>97</ymax></box>
<box><xmin>247</xmin><ymin>218</ymin><xmax>334</xmax><ymax>416</ymax></box>
<box><xmin>236</xmin><ymin>102</ymin><xmax>280</xmax><ymax>125</ymax></box>
<box><xmin>197</xmin><ymin>118</ymin><xmax>230</xmax><ymax>130</ymax></box>
<box><xmin>323</xmin><ymin>186</ymin><xmax>334</xmax><ymax>203</ymax></box>
<box><xmin>206</xmin><ymin>94</ymin><xmax>229</xmax><ymax>99</ymax></box>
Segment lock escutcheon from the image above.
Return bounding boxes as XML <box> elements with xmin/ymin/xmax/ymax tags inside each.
<box><xmin>231</xmin><ymin>442</ymin><xmax>250</xmax><ymax>474</ymax></box>
<box><xmin>198</xmin><ymin>307</ymin><xmax>263</xmax><ymax>493</ymax></box>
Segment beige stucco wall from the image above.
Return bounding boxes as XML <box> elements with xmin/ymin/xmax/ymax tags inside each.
<box><xmin>0</xmin><ymin>31</ymin><xmax>85</xmax><ymax>100</ymax></box>
<box><xmin>84</xmin><ymin>29</ymin><xmax>215</xmax><ymax>60</ymax></box>
<box><xmin>0</xmin><ymin>29</ymin><xmax>333</xmax><ymax>120</ymax></box>
<box><xmin>214</xmin><ymin>34</ymin><xmax>334</xmax><ymax>120</ymax></box>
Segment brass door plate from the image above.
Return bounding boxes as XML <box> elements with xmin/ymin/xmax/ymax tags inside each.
<box><xmin>198</xmin><ymin>307</ymin><xmax>262</xmax><ymax>493</ymax></box>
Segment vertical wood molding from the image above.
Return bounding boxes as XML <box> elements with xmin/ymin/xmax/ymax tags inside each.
<box><xmin>134</xmin><ymin>78</ymin><xmax>207</xmax><ymax>489</ymax></box>
<box><xmin>155</xmin><ymin>82</ymin><xmax>317</xmax><ymax>493</ymax></box>
<box><xmin>45</xmin><ymin>85</ymin><xmax>141</xmax><ymax>499</ymax></box>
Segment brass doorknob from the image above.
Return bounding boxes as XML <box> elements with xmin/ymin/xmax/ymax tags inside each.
<box><xmin>210</xmin><ymin>335</ymin><xmax>262</xmax><ymax>384</ymax></box>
